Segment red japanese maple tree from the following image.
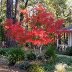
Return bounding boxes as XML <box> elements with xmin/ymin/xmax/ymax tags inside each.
<box><xmin>4</xmin><ymin>4</ymin><xmax>64</xmax><ymax>52</ymax></box>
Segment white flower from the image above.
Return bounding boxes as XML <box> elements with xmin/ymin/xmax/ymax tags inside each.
<box><xmin>54</xmin><ymin>63</ymin><xmax>68</xmax><ymax>72</ymax></box>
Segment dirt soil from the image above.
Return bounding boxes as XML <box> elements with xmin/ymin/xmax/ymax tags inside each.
<box><xmin>0</xmin><ymin>56</ymin><xmax>25</xmax><ymax>72</ymax></box>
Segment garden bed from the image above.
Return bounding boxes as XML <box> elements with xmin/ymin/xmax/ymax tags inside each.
<box><xmin>0</xmin><ymin>54</ymin><xmax>72</xmax><ymax>72</ymax></box>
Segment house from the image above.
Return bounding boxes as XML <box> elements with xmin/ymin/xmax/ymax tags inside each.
<box><xmin>57</xmin><ymin>25</ymin><xmax>72</xmax><ymax>51</ymax></box>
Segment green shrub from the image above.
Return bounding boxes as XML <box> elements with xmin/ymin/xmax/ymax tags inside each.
<box><xmin>64</xmin><ymin>46</ymin><xmax>72</xmax><ymax>56</ymax></box>
<box><xmin>26</xmin><ymin>51</ymin><xmax>36</xmax><ymax>61</ymax></box>
<box><xmin>19</xmin><ymin>61</ymin><xmax>31</xmax><ymax>70</ymax></box>
<box><xmin>0</xmin><ymin>48</ymin><xmax>6</xmax><ymax>55</ymax></box>
<box><xmin>37</xmin><ymin>55</ymin><xmax>43</xmax><ymax>60</ymax></box>
<box><xmin>7</xmin><ymin>48</ymin><xmax>25</xmax><ymax>66</ymax></box>
<box><xmin>0</xmin><ymin>48</ymin><xmax>9</xmax><ymax>56</ymax></box>
<box><xmin>28</xmin><ymin>64</ymin><xmax>45</xmax><ymax>72</ymax></box>
<box><xmin>44</xmin><ymin>45</ymin><xmax>57</xmax><ymax>62</ymax></box>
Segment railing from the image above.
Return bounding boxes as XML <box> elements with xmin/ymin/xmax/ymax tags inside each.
<box><xmin>58</xmin><ymin>44</ymin><xmax>68</xmax><ymax>51</ymax></box>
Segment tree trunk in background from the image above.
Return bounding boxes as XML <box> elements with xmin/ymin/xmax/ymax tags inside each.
<box><xmin>6</xmin><ymin>0</ymin><xmax>17</xmax><ymax>48</ymax></box>
<box><xmin>6</xmin><ymin>0</ymin><xmax>13</xmax><ymax>18</ymax></box>
<box><xmin>0</xmin><ymin>0</ymin><xmax>2</xmax><ymax>46</ymax></box>
<box><xmin>25</xmin><ymin>0</ymin><xmax>28</xmax><ymax>8</ymax></box>
<box><xmin>20</xmin><ymin>0</ymin><xmax>28</xmax><ymax>22</ymax></box>
<box><xmin>14</xmin><ymin>0</ymin><xmax>18</xmax><ymax>21</ymax></box>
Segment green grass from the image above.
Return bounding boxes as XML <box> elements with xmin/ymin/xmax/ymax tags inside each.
<box><xmin>57</xmin><ymin>55</ymin><xmax>72</xmax><ymax>72</ymax></box>
<box><xmin>42</xmin><ymin>54</ymin><xmax>72</xmax><ymax>72</ymax></box>
<box><xmin>56</xmin><ymin>54</ymin><xmax>72</xmax><ymax>65</ymax></box>
<box><xmin>68</xmin><ymin>66</ymin><xmax>72</xmax><ymax>72</ymax></box>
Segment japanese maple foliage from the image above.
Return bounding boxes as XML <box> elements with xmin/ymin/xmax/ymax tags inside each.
<box><xmin>4</xmin><ymin>4</ymin><xmax>64</xmax><ymax>46</ymax></box>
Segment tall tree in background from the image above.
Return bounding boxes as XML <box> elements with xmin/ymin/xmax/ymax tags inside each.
<box><xmin>6</xmin><ymin>0</ymin><xmax>17</xmax><ymax>47</ymax></box>
<box><xmin>25</xmin><ymin>0</ymin><xmax>28</xmax><ymax>8</ymax></box>
<box><xmin>44</xmin><ymin>0</ymin><xmax>67</xmax><ymax>18</ymax></box>
<box><xmin>14</xmin><ymin>0</ymin><xmax>18</xmax><ymax>20</ymax></box>
<box><xmin>0</xmin><ymin>0</ymin><xmax>6</xmax><ymax>47</ymax></box>
<box><xmin>6</xmin><ymin>0</ymin><xmax>13</xmax><ymax>18</ymax></box>
<box><xmin>44</xmin><ymin>0</ymin><xmax>72</xmax><ymax>26</ymax></box>
<box><xmin>0</xmin><ymin>0</ymin><xmax>2</xmax><ymax>17</ymax></box>
<box><xmin>20</xmin><ymin>0</ymin><xmax>29</xmax><ymax>22</ymax></box>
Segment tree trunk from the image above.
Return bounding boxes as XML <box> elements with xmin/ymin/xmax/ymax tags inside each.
<box><xmin>20</xmin><ymin>0</ymin><xmax>28</xmax><ymax>22</ymax></box>
<box><xmin>6</xmin><ymin>0</ymin><xmax>13</xmax><ymax>18</ymax></box>
<box><xmin>25</xmin><ymin>0</ymin><xmax>28</xmax><ymax>8</ymax></box>
<box><xmin>40</xmin><ymin>45</ymin><xmax>43</xmax><ymax>54</ymax></box>
<box><xmin>6</xmin><ymin>0</ymin><xmax>17</xmax><ymax>48</ymax></box>
<box><xmin>14</xmin><ymin>0</ymin><xmax>18</xmax><ymax>20</ymax></box>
